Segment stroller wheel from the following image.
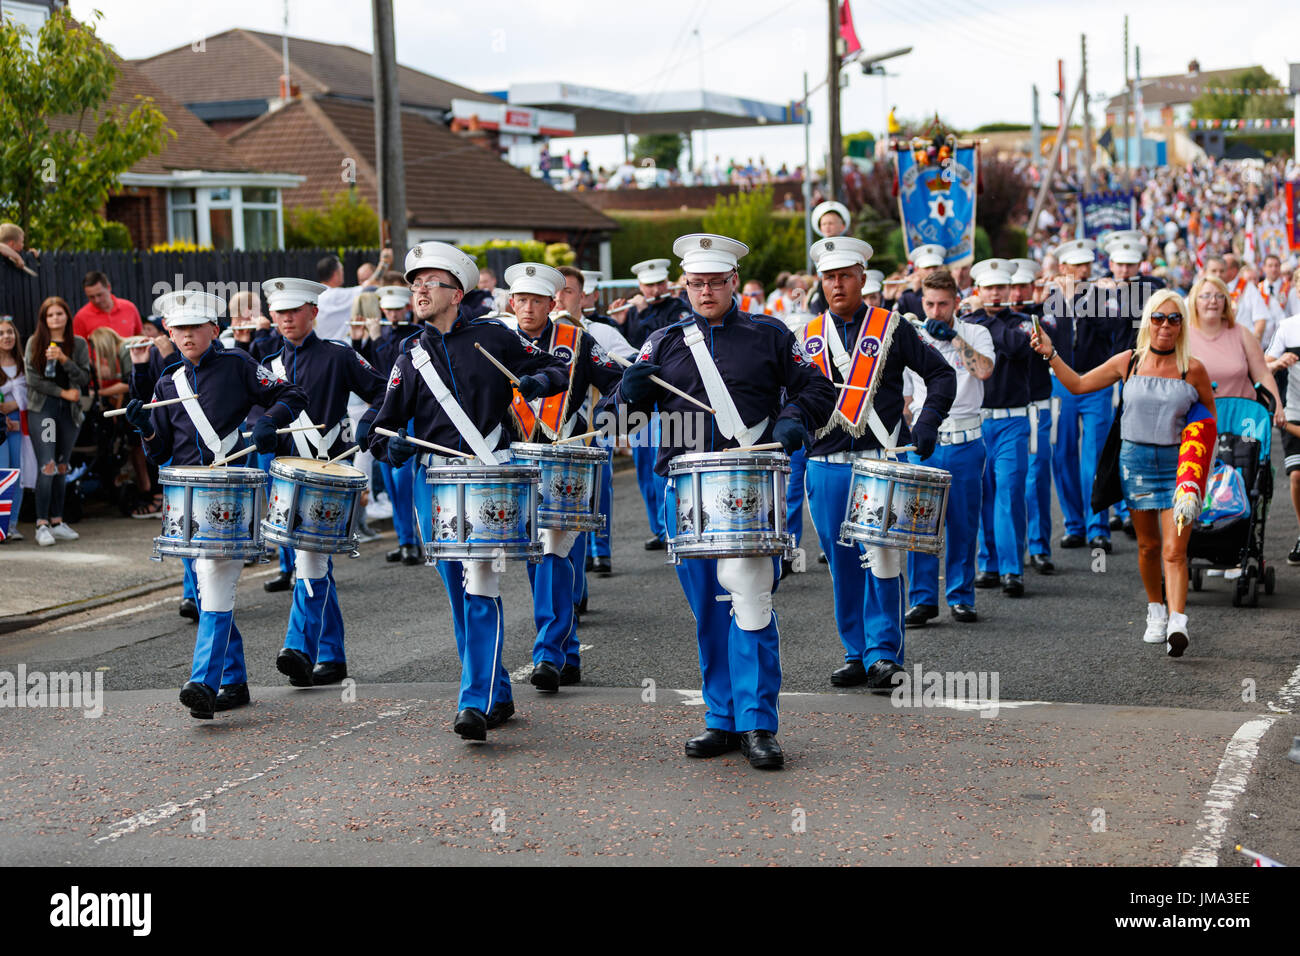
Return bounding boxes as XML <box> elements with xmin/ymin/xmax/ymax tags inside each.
<box><xmin>1232</xmin><ymin>576</ymin><xmax>1247</xmax><ymax>607</ymax></box>
<box><xmin>1264</xmin><ymin>565</ymin><xmax>1276</xmax><ymax>596</ymax></box>
<box><xmin>1190</xmin><ymin>568</ymin><xmax>1202</xmax><ymax>592</ymax></box>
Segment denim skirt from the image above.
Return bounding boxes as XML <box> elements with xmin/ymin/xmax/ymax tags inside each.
<box><xmin>1118</xmin><ymin>440</ymin><xmax>1179</xmax><ymax>512</ymax></box>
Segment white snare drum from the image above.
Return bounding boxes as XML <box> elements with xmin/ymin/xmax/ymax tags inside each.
<box><xmin>665</xmin><ymin>451</ymin><xmax>793</xmax><ymax>561</ymax></box>
<box><xmin>153</xmin><ymin>466</ymin><xmax>268</xmax><ymax>561</ymax></box>
<box><xmin>262</xmin><ymin>457</ymin><xmax>369</xmax><ymax>555</ymax></box>
<box><xmin>510</xmin><ymin>441</ymin><xmax>608</xmax><ymax>532</ymax></box>
<box><xmin>838</xmin><ymin>458</ymin><xmax>951</xmax><ymax>555</ymax></box>
<box><xmin>423</xmin><ymin>461</ymin><xmax>542</xmax><ymax>563</ymax></box>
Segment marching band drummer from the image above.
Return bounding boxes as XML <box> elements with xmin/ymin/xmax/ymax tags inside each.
<box><xmin>121</xmin><ymin>291</ymin><xmax>308</xmax><ymax>719</ymax></box>
<box><xmin>260</xmin><ymin>277</ymin><xmax>388</xmax><ymax>690</ymax></box>
<box><xmin>796</xmin><ymin>237</ymin><xmax>954</xmax><ymax>690</ymax></box>
<box><xmin>1008</xmin><ymin>258</ymin><xmax>1056</xmax><ymax>575</ymax></box>
<box><xmin>602</xmin><ymin>233</ymin><xmax>836</xmax><ymax>771</ymax></box>
<box><xmin>366</xmin><ymin>242</ymin><xmax>569</xmax><ymax>743</ymax></box>
<box><xmin>507</xmin><ymin>263</ymin><xmax>624</xmax><ymax>694</ymax></box>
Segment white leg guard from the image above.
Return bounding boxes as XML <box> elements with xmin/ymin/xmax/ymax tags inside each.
<box><xmin>717</xmin><ymin>556</ymin><xmax>774</xmax><ymax>631</ymax></box>
<box><xmin>463</xmin><ymin>560</ymin><xmax>501</xmax><ymax>598</ymax></box>
<box><xmin>866</xmin><ymin>545</ymin><xmax>902</xmax><ymax>578</ymax></box>
<box><xmin>195</xmin><ymin>558</ymin><xmax>243</xmax><ymax>613</ymax></box>
<box><xmin>541</xmin><ymin>529</ymin><xmax>579</xmax><ymax>558</ymax></box>
<box><xmin>294</xmin><ymin>549</ymin><xmax>330</xmax><ymax>598</ymax></box>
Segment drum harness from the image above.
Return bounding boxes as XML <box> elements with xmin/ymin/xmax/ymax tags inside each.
<box><xmin>270</xmin><ymin>355</ymin><xmax>346</xmax><ymax>460</ymax></box>
<box><xmin>408</xmin><ymin>343</ymin><xmax>504</xmax><ymax>466</ymax></box>
<box><xmin>171</xmin><ymin>367</ymin><xmax>241</xmax><ymax>463</ymax></box>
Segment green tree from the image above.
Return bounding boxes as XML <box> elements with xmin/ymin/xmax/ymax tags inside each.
<box><xmin>0</xmin><ymin>10</ymin><xmax>170</xmax><ymax>249</ymax></box>
<box><xmin>285</xmin><ymin>189</ymin><xmax>380</xmax><ymax>248</ymax></box>
<box><xmin>1192</xmin><ymin>67</ymin><xmax>1290</xmax><ymax>121</ymax></box>
<box><xmin>703</xmin><ymin>187</ymin><xmax>803</xmax><ymax>287</ymax></box>
<box><xmin>633</xmin><ymin>133</ymin><xmax>686</xmax><ymax>171</ymax></box>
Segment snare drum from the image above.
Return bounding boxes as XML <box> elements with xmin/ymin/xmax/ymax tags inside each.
<box><xmin>422</xmin><ymin>462</ymin><xmax>542</xmax><ymax>563</ymax></box>
<box><xmin>838</xmin><ymin>458</ymin><xmax>951</xmax><ymax>555</ymax></box>
<box><xmin>262</xmin><ymin>457</ymin><xmax>369</xmax><ymax>554</ymax></box>
<box><xmin>664</xmin><ymin>451</ymin><xmax>793</xmax><ymax>561</ymax></box>
<box><xmin>510</xmin><ymin>441</ymin><xmax>608</xmax><ymax>532</ymax></box>
<box><xmin>153</xmin><ymin>466</ymin><xmax>268</xmax><ymax>561</ymax></box>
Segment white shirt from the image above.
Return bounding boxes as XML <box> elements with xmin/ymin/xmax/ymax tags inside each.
<box><xmin>314</xmin><ymin>286</ymin><xmax>369</xmax><ymax>342</ymax></box>
<box><xmin>904</xmin><ymin>319</ymin><xmax>995</xmax><ymax>423</ymax></box>
<box><xmin>1238</xmin><ymin>281</ymin><xmax>1300</xmax><ymax>351</ymax></box>
<box><xmin>1265</xmin><ymin>313</ymin><xmax>1300</xmax><ymax>419</ymax></box>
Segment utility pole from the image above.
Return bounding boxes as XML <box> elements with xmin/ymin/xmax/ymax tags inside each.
<box><xmin>1134</xmin><ymin>46</ymin><xmax>1144</xmax><ymax>166</ymax></box>
<box><xmin>1031</xmin><ymin>85</ymin><xmax>1042</xmax><ymax>171</ymax></box>
<box><xmin>803</xmin><ymin>72</ymin><xmax>814</xmax><ymax>271</ymax></box>
<box><xmin>827</xmin><ymin>0</ymin><xmax>842</xmax><ymax>203</ymax></box>
<box><xmin>371</xmin><ymin>0</ymin><xmax>407</xmax><ymax>259</ymax></box>
<box><xmin>1081</xmin><ymin>34</ymin><xmax>1093</xmax><ymax>192</ymax></box>
<box><xmin>1123</xmin><ymin>16</ymin><xmax>1131</xmax><ymax>181</ymax></box>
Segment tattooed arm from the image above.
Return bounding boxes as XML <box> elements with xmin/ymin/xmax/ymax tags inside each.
<box><xmin>953</xmin><ymin>331</ymin><xmax>994</xmax><ymax>380</ymax></box>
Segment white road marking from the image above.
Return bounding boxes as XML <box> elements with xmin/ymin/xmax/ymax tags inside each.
<box><xmin>1265</xmin><ymin>660</ymin><xmax>1300</xmax><ymax>714</ymax></box>
<box><xmin>0</xmin><ymin>551</ymin><xmax>114</xmax><ymax>564</ymax></box>
<box><xmin>1179</xmin><ymin>716</ymin><xmax>1277</xmax><ymax>867</ymax></box>
<box><xmin>509</xmin><ymin>644</ymin><xmax>593</xmax><ymax>683</ymax></box>
<box><xmin>56</xmin><ymin>597</ymin><xmax>179</xmax><ymax>632</ymax></box>
<box><xmin>93</xmin><ymin>699</ymin><xmax>423</xmax><ymax>845</ymax></box>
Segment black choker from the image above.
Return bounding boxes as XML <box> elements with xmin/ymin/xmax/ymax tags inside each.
<box><xmin>1150</xmin><ymin>346</ymin><xmax>1175</xmax><ymax>355</ymax></box>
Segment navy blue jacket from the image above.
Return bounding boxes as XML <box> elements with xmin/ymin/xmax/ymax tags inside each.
<box><xmin>250</xmin><ymin>330</ymin><xmax>284</xmax><ymax>362</ymax></box>
<box><xmin>142</xmin><ymin>341</ymin><xmax>307</xmax><ymax>466</ymax></box>
<box><xmin>602</xmin><ymin>305</ymin><xmax>837</xmax><ymax>475</ymax></box>
<box><xmin>895</xmin><ymin>287</ymin><xmax>925</xmax><ymax>321</ymax></box>
<box><xmin>970</xmin><ymin>307</ymin><xmax>1033</xmax><ymax>409</ymax></box>
<box><xmin>129</xmin><ymin>344</ymin><xmax>177</xmax><ymax>402</ymax></box>
<box><xmin>459</xmin><ymin>288</ymin><xmax>496</xmax><ymax>321</ymax></box>
<box><xmin>518</xmin><ymin>318</ymin><xmax>625</xmax><ymax>438</ymax></box>
<box><xmin>623</xmin><ymin>296</ymin><xmax>688</xmax><ymax>349</ymax></box>
<box><xmin>263</xmin><ymin>331</ymin><xmax>387</xmax><ymax>459</ymax></box>
<box><xmin>368</xmin><ymin>315</ymin><xmax>569</xmax><ymax>462</ymax></box>
<box><xmin>806</xmin><ymin>304</ymin><xmax>956</xmax><ymax>456</ymax></box>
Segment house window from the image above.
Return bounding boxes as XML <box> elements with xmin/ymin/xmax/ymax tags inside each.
<box><xmin>241</xmin><ymin>187</ymin><xmax>281</xmax><ymax>251</ymax></box>
<box><xmin>170</xmin><ymin>188</ymin><xmax>198</xmax><ymax>243</ymax></box>
<box><xmin>166</xmin><ymin>185</ymin><xmax>283</xmax><ymax>250</ymax></box>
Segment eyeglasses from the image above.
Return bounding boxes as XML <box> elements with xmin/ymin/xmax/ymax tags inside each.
<box><xmin>1149</xmin><ymin>312</ymin><xmax>1183</xmax><ymax>326</ymax></box>
<box><xmin>410</xmin><ymin>279</ymin><xmax>459</xmax><ymax>292</ymax></box>
<box><xmin>685</xmin><ymin>278</ymin><xmax>732</xmax><ymax>292</ymax></box>
<box><xmin>1196</xmin><ymin>292</ymin><xmax>1226</xmax><ymax>302</ymax></box>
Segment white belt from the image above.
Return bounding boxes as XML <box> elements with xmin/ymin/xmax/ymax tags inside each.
<box><xmin>423</xmin><ymin>448</ymin><xmax>511</xmax><ymax>468</ymax></box>
<box><xmin>939</xmin><ymin>427</ymin><xmax>983</xmax><ymax>446</ymax></box>
<box><xmin>1030</xmin><ymin>399</ymin><xmax>1052</xmax><ymax>411</ymax></box>
<box><xmin>810</xmin><ymin>449</ymin><xmax>887</xmax><ymax>464</ymax></box>
<box><xmin>940</xmin><ymin>414</ymin><xmax>983</xmax><ymax>433</ymax></box>
<box><xmin>981</xmin><ymin>406</ymin><xmax>1030</xmax><ymax>419</ymax></box>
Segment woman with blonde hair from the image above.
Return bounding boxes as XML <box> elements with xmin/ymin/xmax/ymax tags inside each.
<box><xmin>1030</xmin><ymin>290</ymin><xmax>1215</xmax><ymax>657</ymax></box>
<box><xmin>1185</xmin><ymin>274</ymin><xmax>1283</xmax><ymax>418</ymax></box>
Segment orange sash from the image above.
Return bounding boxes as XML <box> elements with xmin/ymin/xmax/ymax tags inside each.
<box><xmin>800</xmin><ymin>307</ymin><xmax>896</xmax><ymax>437</ymax></box>
<box><xmin>1229</xmin><ymin>274</ymin><xmax>1248</xmax><ymax>304</ymax></box>
<box><xmin>1258</xmin><ymin>278</ymin><xmax>1290</xmax><ymax>307</ymax></box>
<box><xmin>509</xmin><ymin>322</ymin><xmax>580</xmax><ymax>441</ymax></box>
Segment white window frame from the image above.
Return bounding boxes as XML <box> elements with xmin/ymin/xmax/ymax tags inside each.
<box><xmin>125</xmin><ymin>170</ymin><xmax>301</xmax><ymax>250</ymax></box>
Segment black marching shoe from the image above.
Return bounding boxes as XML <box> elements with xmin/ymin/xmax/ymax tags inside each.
<box><xmin>644</xmin><ymin>536</ymin><xmax>666</xmax><ymax>551</ymax></box>
<box><xmin>1122</xmin><ymin>519</ymin><xmax>1136</xmax><ymax>539</ymax></box>
<box><xmin>312</xmin><ymin>661</ymin><xmax>348</xmax><ymax>685</ymax></box>
<box><xmin>591</xmin><ymin>556</ymin><xmax>612</xmax><ymax>575</ymax></box>
<box><xmin>685</xmin><ymin>727</ymin><xmax>742</xmax><ymax>758</ymax></box>
<box><xmin>578</xmin><ymin>595</ymin><xmax>588</xmax><ymax>614</ymax></box>
<box><xmin>401</xmin><ymin>544</ymin><xmax>423</xmax><ymax>566</ymax></box>
<box><xmin>1108</xmin><ymin>515</ymin><xmax>1124</xmax><ymax>531</ymax></box>
<box><xmin>950</xmin><ymin>604</ymin><xmax>978</xmax><ymax>623</ymax></box>
<box><xmin>1088</xmin><ymin>536</ymin><xmax>1113</xmax><ymax>554</ymax></box>
<box><xmin>817</xmin><ymin>552</ymin><xmax>828</xmax><ymax>564</ymax></box>
<box><xmin>780</xmin><ymin>557</ymin><xmax>793</xmax><ymax>580</ymax></box>
<box><xmin>585</xmin><ymin>554</ymin><xmax>594</xmax><ymax>572</ymax></box>
<box><xmin>1028</xmin><ymin>553</ymin><xmax>1054</xmax><ymax>575</ymax></box>
<box><xmin>559</xmin><ymin>664</ymin><xmax>581</xmax><ymax>686</ymax></box>
<box><xmin>865</xmin><ymin>659</ymin><xmax>905</xmax><ymax>694</ymax></box>
<box><xmin>1001</xmin><ymin>574</ymin><xmax>1025</xmax><ymax>597</ymax></box>
<box><xmin>905</xmin><ymin>604</ymin><xmax>939</xmax><ymax>627</ymax></box>
<box><xmin>485</xmin><ymin>701</ymin><xmax>515</xmax><ymax>729</ymax></box>
<box><xmin>1059</xmin><ymin>534</ymin><xmax>1085</xmax><ymax>549</ymax></box>
<box><xmin>178</xmin><ymin>598</ymin><xmax>199</xmax><ymax>622</ymax></box>
<box><xmin>974</xmin><ymin>570</ymin><xmax>999</xmax><ymax>589</ymax></box>
<box><xmin>385</xmin><ymin>546</ymin><xmax>404</xmax><ymax>563</ymax></box>
<box><xmin>276</xmin><ymin>647</ymin><xmax>314</xmax><ymax>687</ymax></box>
<box><xmin>739</xmin><ymin>731</ymin><xmax>785</xmax><ymax>770</ymax></box>
<box><xmin>264</xmin><ymin>570</ymin><xmax>294</xmax><ymax>593</ymax></box>
<box><xmin>830</xmin><ymin>659</ymin><xmax>868</xmax><ymax>687</ymax></box>
<box><xmin>454</xmin><ymin>708</ymin><xmax>488</xmax><ymax>741</ymax></box>
<box><xmin>215</xmin><ymin>683</ymin><xmax>250</xmax><ymax>712</ymax></box>
<box><xmin>530</xmin><ymin>661</ymin><xmax>560</xmax><ymax>693</ymax></box>
<box><xmin>180</xmin><ymin>681</ymin><xmax>217</xmax><ymax>719</ymax></box>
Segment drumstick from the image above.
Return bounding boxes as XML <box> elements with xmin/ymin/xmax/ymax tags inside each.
<box><xmin>886</xmin><ymin>444</ymin><xmax>917</xmax><ymax>455</ymax></box>
<box><xmin>348</xmin><ymin>319</ymin><xmax>393</xmax><ymax>326</ymax></box>
<box><xmin>732</xmin><ymin>442</ymin><xmax>784</xmax><ymax>452</ymax></box>
<box><xmin>474</xmin><ymin>342</ymin><xmax>521</xmax><ymax>384</ymax></box>
<box><xmin>325</xmin><ymin>445</ymin><xmax>361</xmax><ymax>465</ymax></box>
<box><xmin>604</xmin><ymin>351</ymin><xmax>716</xmax><ymax>415</ymax></box>
<box><xmin>373</xmin><ymin>426</ymin><xmax>466</xmax><ymax>459</ymax></box>
<box><xmin>833</xmin><ymin>382</ymin><xmax>869</xmax><ymax>391</ymax></box>
<box><xmin>209</xmin><ymin>444</ymin><xmax>259</xmax><ymax>468</ymax></box>
<box><xmin>556</xmin><ymin>429</ymin><xmax>602</xmax><ymax>445</ymax></box>
<box><xmin>240</xmin><ymin>423</ymin><xmax>325</xmax><ymax>437</ymax></box>
<box><xmin>103</xmin><ymin>394</ymin><xmax>197</xmax><ymax>417</ymax></box>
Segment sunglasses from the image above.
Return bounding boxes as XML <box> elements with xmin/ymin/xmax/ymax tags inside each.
<box><xmin>1149</xmin><ymin>312</ymin><xmax>1183</xmax><ymax>326</ymax></box>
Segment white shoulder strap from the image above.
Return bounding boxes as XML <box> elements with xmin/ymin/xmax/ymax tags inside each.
<box><xmin>680</xmin><ymin>324</ymin><xmax>767</xmax><ymax>446</ymax></box>
<box><xmin>270</xmin><ymin>354</ymin><xmax>345</xmax><ymax>459</ymax></box>
<box><xmin>822</xmin><ymin>314</ymin><xmax>852</xmax><ymax>379</ymax></box>
<box><xmin>409</xmin><ymin>344</ymin><xmax>498</xmax><ymax>465</ymax></box>
<box><xmin>171</xmin><ymin>366</ymin><xmax>239</xmax><ymax>459</ymax></box>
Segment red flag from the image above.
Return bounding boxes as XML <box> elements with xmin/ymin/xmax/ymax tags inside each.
<box><xmin>839</xmin><ymin>1</ymin><xmax>861</xmax><ymax>61</ymax></box>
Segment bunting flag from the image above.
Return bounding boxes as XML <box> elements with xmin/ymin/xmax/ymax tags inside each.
<box><xmin>0</xmin><ymin>468</ymin><xmax>18</xmax><ymax>541</ymax></box>
<box><xmin>1188</xmin><ymin>117</ymin><xmax>1295</xmax><ymax>130</ymax></box>
<box><xmin>894</xmin><ymin>143</ymin><xmax>978</xmax><ymax>266</ymax></box>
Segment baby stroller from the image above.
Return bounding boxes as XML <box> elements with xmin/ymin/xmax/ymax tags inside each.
<box><xmin>1187</xmin><ymin>387</ymin><xmax>1276</xmax><ymax>607</ymax></box>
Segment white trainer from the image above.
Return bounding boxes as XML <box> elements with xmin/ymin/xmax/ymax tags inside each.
<box><xmin>35</xmin><ymin>524</ymin><xmax>55</xmax><ymax>547</ymax></box>
<box><xmin>1143</xmin><ymin>603</ymin><xmax>1168</xmax><ymax>643</ymax></box>
<box><xmin>50</xmin><ymin>522</ymin><xmax>79</xmax><ymax>541</ymax></box>
<box><xmin>1166</xmin><ymin>612</ymin><xmax>1189</xmax><ymax>658</ymax></box>
<box><xmin>4</xmin><ymin>528</ymin><xmax>22</xmax><ymax>541</ymax></box>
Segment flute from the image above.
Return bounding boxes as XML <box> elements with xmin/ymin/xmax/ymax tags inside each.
<box><xmin>608</xmin><ymin>293</ymin><xmax>672</xmax><ymax>316</ymax></box>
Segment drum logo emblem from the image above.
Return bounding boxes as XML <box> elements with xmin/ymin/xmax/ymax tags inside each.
<box><xmin>550</xmin><ymin>473</ymin><xmax>586</xmax><ymax>501</ymax></box>
<box><xmin>858</xmin><ymin>336</ymin><xmax>881</xmax><ymax>357</ymax></box>
<box><xmin>848</xmin><ymin>489</ymin><xmax>884</xmax><ymax>527</ymax></box>
<box><xmin>479</xmin><ymin>494</ymin><xmax>520</xmax><ymax>530</ymax></box>
<box><xmin>902</xmin><ymin>494</ymin><xmax>937</xmax><ymax>528</ymax></box>
<box><xmin>308</xmin><ymin>498</ymin><xmax>344</xmax><ymax>525</ymax></box>
<box><xmin>716</xmin><ymin>483</ymin><xmax>760</xmax><ymax>518</ymax></box>
<box><xmin>552</xmin><ymin>345</ymin><xmax>574</xmax><ymax>364</ymax></box>
<box><xmin>205</xmin><ymin>499</ymin><xmax>243</xmax><ymax>528</ymax></box>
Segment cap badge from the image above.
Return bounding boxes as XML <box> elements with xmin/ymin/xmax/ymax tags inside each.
<box><xmin>526</xmin><ymin>266</ymin><xmax>536</xmax><ymax>276</ymax></box>
<box><xmin>700</xmin><ymin>238</ymin><xmax>712</xmax><ymax>249</ymax></box>
<box><xmin>176</xmin><ymin>294</ymin><xmax>186</xmax><ymax>305</ymax></box>
<box><xmin>274</xmin><ymin>281</ymin><xmax>284</xmax><ymax>291</ymax></box>
<box><xmin>412</xmin><ymin>246</ymin><xmax>423</xmax><ymax>258</ymax></box>
<box><xmin>825</xmin><ymin>241</ymin><xmax>835</xmax><ymax>250</ymax></box>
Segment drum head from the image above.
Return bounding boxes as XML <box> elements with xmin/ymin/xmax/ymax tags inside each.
<box><xmin>275</xmin><ymin>456</ymin><xmax>364</xmax><ymax>479</ymax></box>
<box><xmin>160</xmin><ymin>465</ymin><xmax>267</xmax><ymax>485</ymax></box>
<box><xmin>669</xmin><ymin>450</ymin><xmax>789</xmax><ymax>474</ymax></box>
<box><xmin>512</xmin><ymin>441</ymin><xmax>608</xmax><ymax>463</ymax></box>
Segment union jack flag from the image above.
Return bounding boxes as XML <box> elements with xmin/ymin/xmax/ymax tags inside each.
<box><xmin>0</xmin><ymin>468</ymin><xmax>18</xmax><ymax>541</ymax></box>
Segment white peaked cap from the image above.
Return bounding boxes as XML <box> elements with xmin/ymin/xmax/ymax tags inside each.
<box><xmin>909</xmin><ymin>243</ymin><xmax>946</xmax><ymax>269</ymax></box>
<box><xmin>1053</xmin><ymin>238</ymin><xmax>1098</xmax><ymax>265</ymax></box>
<box><xmin>1009</xmin><ymin>258</ymin><xmax>1040</xmax><ymax>284</ymax></box>
<box><xmin>262</xmin><ymin>277</ymin><xmax>327</xmax><ymax>312</ymax></box>
<box><xmin>630</xmin><ymin>258</ymin><xmax>671</xmax><ymax>284</ymax></box>
<box><xmin>580</xmin><ymin>270</ymin><xmax>604</xmax><ymax>295</ymax></box>
<box><xmin>811</xmin><ymin>200</ymin><xmax>852</xmax><ymax>237</ymax></box>
<box><xmin>504</xmin><ymin>262</ymin><xmax>565</xmax><ymax>298</ymax></box>
<box><xmin>377</xmin><ymin>285</ymin><xmax>412</xmax><ymax>309</ymax></box>
<box><xmin>673</xmin><ymin>234</ymin><xmax>749</xmax><ymax>274</ymax></box>
<box><xmin>970</xmin><ymin>258</ymin><xmax>1015</xmax><ymax>287</ymax></box>
<box><xmin>811</xmin><ymin>236</ymin><xmax>873</xmax><ymax>273</ymax></box>
<box><xmin>404</xmin><ymin>241</ymin><xmax>479</xmax><ymax>292</ymax></box>
<box><xmin>154</xmin><ymin>290</ymin><xmax>224</xmax><ymax>327</ymax></box>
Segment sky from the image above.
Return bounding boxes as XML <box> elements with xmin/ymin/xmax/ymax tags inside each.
<box><xmin>66</xmin><ymin>0</ymin><xmax>1297</xmax><ymax>174</ymax></box>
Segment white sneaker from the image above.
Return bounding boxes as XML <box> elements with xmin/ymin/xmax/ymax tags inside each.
<box><xmin>50</xmin><ymin>522</ymin><xmax>79</xmax><ymax>541</ymax></box>
<box><xmin>1166</xmin><ymin>612</ymin><xmax>1189</xmax><ymax>658</ymax></box>
<box><xmin>3</xmin><ymin>528</ymin><xmax>21</xmax><ymax>541</ymax></box>
<box><xmin>35</xmin><ymin>524</ymin><xmax>55</xmax><ymax>547</ymax></box>
<box><xmin>1143</xmin><ymin>603</ymin><xmax>1168</xmax><ymax>643</ymax></box>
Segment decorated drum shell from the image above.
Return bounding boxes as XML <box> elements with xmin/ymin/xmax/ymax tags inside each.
<box><xmin>154</xmin><ymin>466</ymin><xmax>268</xmax><ymax>560</ymax></box>
<box><xmin>839</xmin><ymin>458</ymin><xmax>951</xmax><ymax>555</ymax></box>
<box><xmin>665</xmin><ymin>451</ymin><xmax>793</xmax><ymax>559</ymax></box>
<box><xmin>510</xmin><ymin>441</ymin><xmax>607</xmax><ymax>532</ymax></box>
<box><xmin>262</xmin><ymin>457</ymin><xmax>368</xmax><ymax>554</ymax></box>
<box><xmin>421</xmin><ymin>463</ymin><xmax>542</xmax><ymax>562</ymax></box>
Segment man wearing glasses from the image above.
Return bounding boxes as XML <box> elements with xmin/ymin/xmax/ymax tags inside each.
<box><xmin>602</xmin><ymin>233</ymin><xmax>836</xmax><ymax>771</ymax></box>
<box><xmin>367</xmin><ymin>242</ymin><xmax>568</xmax><ymax>743</ymax></box>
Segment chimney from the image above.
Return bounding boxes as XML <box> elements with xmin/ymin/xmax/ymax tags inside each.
<box><xmin>1188</xmin><ymin>59</ymin><xmax>1201</xmax><ymax>75</ymax></box>
<box><xmin>278</xmin><ymin>75</ymin><xmax>299</xmax><ymax>100</ymax></box>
